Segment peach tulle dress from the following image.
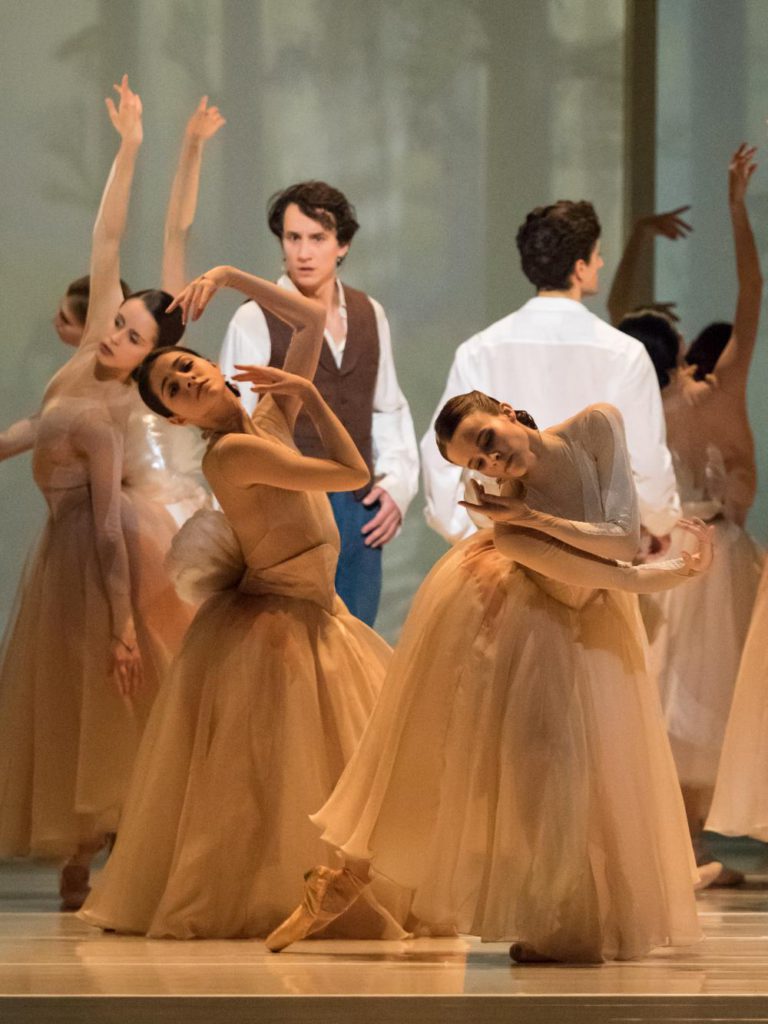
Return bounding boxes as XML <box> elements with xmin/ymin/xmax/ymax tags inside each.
<box><xmin>80</xmin><ymin>395</ymin><xmax>391</xmax><ymax>938</ymax></box>
<box><xmin>312</xmin><ymin>406</ymin><xmax>702</xmax><ymax>962</ymax></box>
<box><xmin>644</xmin><ymin>445</ymin><xmax>762</xmax><ymax>808</ymax></box>
<box><xmin>0</xmin><ymin>344</ymin><xmax>195</xmax><ymax>859</ymax></box>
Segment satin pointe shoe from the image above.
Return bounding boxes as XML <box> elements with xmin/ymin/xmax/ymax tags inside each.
<box><xmin>59</xmin><ymin>864</ymin><xmax>91</xmax><ymax>912</ymax></box>
<box><xmin>265</xmin><ymin>866</ymin><xmax>369</xmax><ymax>952</ymax></box>
<box><xmin>509</xmin><ymin>942</ymin><xmax>558</xmax><ymax>964</ymax></box>
<box><xmin>694</xmin><ymin>860</ymin><xmax>723</xmax><ymax>891</ymax></box>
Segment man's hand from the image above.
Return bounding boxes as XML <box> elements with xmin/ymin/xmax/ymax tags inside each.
<box><xmin>361</xmin><ymin>487</ymin><xmax>402</xmax><ymax>547</ymax></box>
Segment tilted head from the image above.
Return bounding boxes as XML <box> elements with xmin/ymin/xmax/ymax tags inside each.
<box><xmin>96</xmin><ymin>289</ymin><xmax>185</xmax><ymax>374</ymax></box>
<box><xmin>618</xmin><ymin>309</ymin><xmax>683</xmax><ymax>390</ymax></box>
<box><xmin>135</xmin><ymin>345</ymin><xmax>239</xmax><ymax>426</ymax></box>
<box><xmin>516</xmin><ymin>200</ymin><xmax>602</xmax><ymax>294</ymax></box>
<box><xmin>685</xmin><ymin>321</ymin><xmax>732</xmax><ymax>380</ymax></box>
<box><xmin>435</xmin><ymin>390</ymin><xmax>539</xmax><ymax>481</ymax></box>
<box><xmin>54</xmin><ymin>274</ymin><xmax>131</xmax><ymax>347</ymax></box>
<box><xmin>267</xmin><ymin>181</ymin><xmax>360</xmax><ymax>293</ymax></box>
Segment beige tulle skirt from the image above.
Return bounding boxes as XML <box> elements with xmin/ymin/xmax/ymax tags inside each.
<box><xmin>707</xmin><ymin>560</ymin><xmax>768</xmax><ymax>839</ymax></box>
<box><xmin>645</xmin><ymin>519</ymin><xmax>763</xmax><ymax>797</ymax></box>
<box><xmin>0</xmin><ymin>487</ymin><xmax>192</xmax><ymax>859</ymax></box>
<box><xmin>79</xmin><ymin>589</ymin><xmax>390</xmax><ymax>939</ymax></box>
<box><xmin>313</xmin><ymin>532</ymin><xmax>701</xmax><ymax>961</ymax></box>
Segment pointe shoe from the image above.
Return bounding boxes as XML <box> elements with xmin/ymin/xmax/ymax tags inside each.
<box><xmin>59</xmin><ymin>864</ymin><xmax>90</xmax><ymax>912</ymax></box>
<box><xmin>509</xmin><ymin>942</ymin><xmax>557</xmax><ymax>964</ymax></box>
<box><xmin>265</xmin><ymin>866</ymin><xmax>368</xmax><ymax>952</ymax></box>
<box><xmin>694</xmin><ymin>860</ymin><xmax>723</xmax><ymax>891</ymax></box>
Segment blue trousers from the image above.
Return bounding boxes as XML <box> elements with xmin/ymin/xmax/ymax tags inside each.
<box><xmin>328</xmin><ymin>491</ymin><xmax>383</xmax><ymax>627</ymax></box>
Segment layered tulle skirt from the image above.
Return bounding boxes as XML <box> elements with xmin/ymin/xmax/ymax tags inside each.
<box><xmin>80</xmin><ymin>586</ymin><xmax>390</xmax><ymax>938</ymax></box>
<box><xmin>0</xmin><ymin>486</ymin><xmax>192</xmax><ymax>859</ymax></box>
<box><xmin>707</xmin><ymin>560</ymin><xmax>768</xmax><ymax>839</ymax></box>
<box><xmin>645</xmin><ymin>518</ymin><xmax>763</xmax><ymax>799</ymax></box>
<box><xmin>313</xmin><ymin>532</ymin><xmax>701</xmax><ymax>961</ymax></box>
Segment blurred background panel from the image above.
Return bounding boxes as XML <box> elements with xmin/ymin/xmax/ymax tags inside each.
<box><xmin>1</xmin><ymin>0</ymin><xmax>764</xmax><ymax>642</ymax></box>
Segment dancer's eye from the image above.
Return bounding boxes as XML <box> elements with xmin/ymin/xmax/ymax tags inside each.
<box><xmin>169</xmin><ymin>382</ymin><xmax>179</xmax><ymax>397</ymax></box>
<box><xmin>181</xmin><ymin>360</ymin><xmax>193</xmax><ymax>372</ymax></box>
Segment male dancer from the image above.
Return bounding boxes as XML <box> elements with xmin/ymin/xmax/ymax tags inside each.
<box><xmin>219</xmin><ymin>181</ymin><xmax>418</xmax><ymax>626</ymax></box>
<box><xmin>422</xmin><ymin>200</ymin><xmax>680</xmax><ymax>544</ymax></box>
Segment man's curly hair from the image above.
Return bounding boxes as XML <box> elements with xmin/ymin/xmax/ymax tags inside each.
<box><xmin>516</xmin><ymin>201</ymin><xmax>601</xmax><ymax>291</ymax></box>
<box><xmin>267</xmin><ymin>181</ymin><xmax>360</xmax><ymax>247</ymax></box>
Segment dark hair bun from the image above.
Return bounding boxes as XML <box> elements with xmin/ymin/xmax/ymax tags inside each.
<box><xmin>127</xmin><ymin>289</ymin><xmax>185</xmax><ymax>348</ymax></box>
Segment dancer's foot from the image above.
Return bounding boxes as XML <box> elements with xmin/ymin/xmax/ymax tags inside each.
<box><xmin>710</xmin><ymin>864</ymin><xmax>745</xmax><ymax>887</ymax></box>
<box><xmin>59</xmin><ymin>864</ymin><xmax>90</xmax><ymax>911</ymax></box>
<box><xmin>509</xmin><ymin>942</ymin><xmax>557</xmax><ymax>964</ymax></box>
<box><xmin>694</xmin><ymin>860</ymin><xmax>723</xmax><ymax>891</ymax></box>
<box><xmin>265</xmin><ymin>866</ymin><xmax>368</xmax><ymax>952</ymax></box>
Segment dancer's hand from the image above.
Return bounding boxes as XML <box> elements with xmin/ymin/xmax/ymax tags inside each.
<box><xmin>105</xmin><ymin>74</ymin><xmax>143</xmax><ymax>147</ymax></box>
<box><xmin>677</xmin><ymin>517</ymin><xmax>715</xmax><ymax>574</ymax></box>
<box><xmin>729</xmin><ymin>143</ymin><xmax>758</xmax><ymax>206</ymax></box>
<box><xmin>111</xmin><ymin>621</ymin><xmax>143</xmax><ymax>700</ymax></box>
<box><xmin>168</xmin><ymin>266</ymin><xmax>230</xmax><ymax>323</ymax></box>
<box><xmin>459</xmin><ymin>481</ymin><xmax>534</xmax><ymax>524</ymax></box>
<box><xmin>361</xmin><ymin>487</ymin><xmax>402</xmax><ymax>547</ymax></box>
<box><xmin>638</xmin><ymin>206</ymin><xmax>692</xmax><ymax>241</ymax></box>
<box><xmin>232</xmin><ymin>364</ymin><xmax>317</xmax><ymax>400</ymax></box>
<box><xmin>185</xmin><ymin>95</ymin><xmax>226</xmax><ymax>142</ymax></box>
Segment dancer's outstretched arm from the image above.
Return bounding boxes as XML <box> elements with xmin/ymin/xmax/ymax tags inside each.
<box><xmin>461</xmin><ymin>405</ymin><xmax>641</xmax><ymax>562</ymax></box>
<box><xmin>714</xmin><ymin>144</ymin><xmax>763</xmax><ymax>388</ymax></box>
<box><xmin>81</xmin><ymin>75</ymin><xmax>143</xmax><ymax>350</ymax></box>
<box><xmin>161</xmin><ymin>97</ymin><xmax>226</xmax><ymax>296</ymax></box>
<box><xmin>0</xmin><ymin>415</ymin><xmax>38</xmax><ymax>463</ymax></box>
<box><xmin>606</xmin><ymin>207</ymin><xmax>691</xmax><ymax>326</ymax></box>
<box><xmin>210</xmin><ymin>367</ymin><xmax>369</xmax><ymax>493</ymax></box>
<box><xmin>73</xmin><ymin>409</ymin><xmax>142</xmax><ymax>699</ymax></box>
<box><xmin>169</xmin><ymin>266</ymin><xmax>325</xmax><ymax>429</ymax></box>
<box><xmin>495</xmin><ymin>517</ymin><xmax>712</xmax><ymax>595</ymax></box>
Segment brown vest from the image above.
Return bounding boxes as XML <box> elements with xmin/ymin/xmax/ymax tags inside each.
<box><xmin>262</xmin><ymin>285</ymin><xmax>380</xmax><ymax>500</ymax></box>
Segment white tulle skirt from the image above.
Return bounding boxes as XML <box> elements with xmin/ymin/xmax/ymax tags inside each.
<box><xmin>645</xmin><ymin>519</ymin><xmax>763</xmax><ymax>798</ymax></box>
<box><xmin>313</xmin><ymin>532</ymin><xmax>701</xmax><ymax>961</ymax></box>
<box><xmin>707</xmin><ymin>560</ymin><xmax>768</xmax><ymax>839</ymax></box>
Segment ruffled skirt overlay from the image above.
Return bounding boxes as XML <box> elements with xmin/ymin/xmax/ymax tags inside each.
<box><xmin>707</xmin><ymin>560</ymin><xmax>768</xmax><ymax>839</ymax></box>
<box><xmin>0</xmin><ymin>488</ymin><xmax>192</xmax><ymax>859</ymax></box>
<box><xmin>313</xmin><ymin>533</ymin><xmax>700</xmax><ymax>961</ymax></box>
<box><xmin>80</xmin><ymin>590</ymin><xmax>390</xmax><ymax>939</ymax></box>
<box><xmin>646</xmin><ymin>519</ymin><xmax>763</xmax><ymax>793</ymax></box>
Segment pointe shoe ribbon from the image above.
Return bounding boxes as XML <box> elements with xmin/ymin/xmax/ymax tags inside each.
<box><xmin>265</xmin><ymin>866</ymin><xmax>368</xmax><ymax>952</ymax></box>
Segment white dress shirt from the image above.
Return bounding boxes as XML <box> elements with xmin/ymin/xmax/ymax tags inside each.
<box><xmin>219</xmin><ymin>275</ymin><xmax>419</xmax><ymax>517</ymax></box>
<box><xmin>421</xmin><ymin>296</ymin><xmax>681</xmax><ymax>542</ymax></box>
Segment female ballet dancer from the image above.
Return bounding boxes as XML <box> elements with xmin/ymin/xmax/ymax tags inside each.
<box><xmin>618</xmin><ymin>145</ymin><xmax>764</xmax><ymax>881</ymax></box>
<box><xmin>266</xmin><ymin>393</ymin><xmax>713</xmax><ymax>963</ymax></box>
<box><xmin>0</xmin><ymin>78</ymin><xmax>218</xmax><ymax>908</ymax></box>
<box><xmin>78</xmin><ymin>264</ymin><xmax>399</xmax><ymax>940</ymax></box>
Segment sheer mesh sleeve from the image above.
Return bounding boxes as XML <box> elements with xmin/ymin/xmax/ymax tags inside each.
<box><xmin>72</xmin><ymin>409</ymin><xmax>132</xmax><ymax>637</ymax></box>
<box><xmin>529</xmin><ymin>405</ymin><xmax>641</xmax><ymax>562</ymax></box>
<box><xmin>495</xmin><ymin>524</ymin><xmax>698</xmax><ymax>596</ymax></box>
<box><xmin>0</xmin><ymin>414</ymin><xmax>39</xmax><ymax>462</ymax></box>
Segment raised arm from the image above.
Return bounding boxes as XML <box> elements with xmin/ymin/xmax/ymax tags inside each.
<box><xmin>214</xmin><ymin>368</ymin><xmax>369</xmax><ymax>492</ymax></box>
<box><xmin>0</xmin><ymin>414</ymin><xmax>39</xmax><ymax>463</ymax></box>
<box><xmin>462</xmin><ymin>406</ymin><xmax>641</xmax><ymax>562</ymax></box>
<box><xmin>169</xmin><ymin>266</ymin><xmax>325</xmax><ymax>428</ymax></box>
<box><xmin>80</xmin><ymin>75</ymin><xmax>143</xmax><ymax>350</ymax></box>
<box><xmin>607</xmin><ymin>207</ymin><xmax>691</xmax><ymax>326</ymax></box>
<box><xmin>161</xmin><ymin>97</ymin><xmax>226</xmax><ymax>296</ymax></box>
<box><xmin>494</xmin><ymin>517</ymin><xmax>712</xmax><ymax>595</ymax></box>
<box><xmin>713</xmin><ymin>144</ymin><xmax>763</xmax><ymax>388</ymax></box>
<box><xmin>73</xmin><ymin>410</ymin><xmax>142</xmax><ymax>698</ymax></box>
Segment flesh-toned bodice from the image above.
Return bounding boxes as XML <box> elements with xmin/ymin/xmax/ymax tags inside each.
<box><xmin>202</xmin><ymin>397</ymin><xmax>341</xmax><ymax>611</ymax></box>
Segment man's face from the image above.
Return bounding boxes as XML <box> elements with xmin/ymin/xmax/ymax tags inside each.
<box><xmin>578</xmin><ymin>241</ymin><xmax>604</xmax><ymax>296</ymax></box>
<box><xmin>280</xmin><ymin>203</ymin><xmax>349</xmax><ymax>294</ymax></box>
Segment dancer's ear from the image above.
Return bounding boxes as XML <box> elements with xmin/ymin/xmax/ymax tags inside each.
<box><xmin>499</xmin><ymin>403</ymin><xmax>517</xmax><ymax>422</ymax></box>
<box><xmin>169</xmin><ymin>415</ymin><xmax>187</xmax><ymax>426</ymax></box>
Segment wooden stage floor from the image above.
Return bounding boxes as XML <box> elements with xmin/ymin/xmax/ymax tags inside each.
<box><xmin>3</xmin><ymin>839</ymin><xmax>768</xmax><ymax>1023</ymax></box>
